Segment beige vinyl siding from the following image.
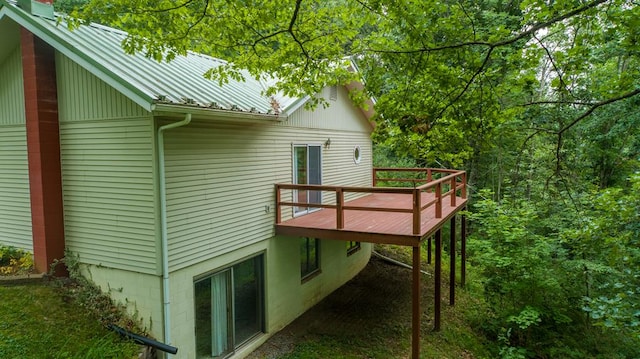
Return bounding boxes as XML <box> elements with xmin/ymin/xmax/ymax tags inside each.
<box><xmin>60</xmin><ymin>118</ymin><xmax>157</xmax><ymax>273</ymax></box>
<box><xmin>0</xmin><ymin>45</ymin><xmax>32</xmax><ymax>251</ymax></box>
<box><xmin>282</xmin><ymin>86</ymin><xmax>373</xmax><ymax>133</ymax></box>
<box><xmin>0</xmin><ymin>46</ymin><xmax>25</xmax><ymax>125</ymax></box>
<box><xmin>0</xmin><ymin>126</ymin><xmax>33</xmax><ymax>251</ymax></box>
<box><xmin>164</xmin><ymin>98</ymin><xmax>372</xmax><ymax>270</ymax></box>
<box><xmin>56</xmin><ymin>52</ymin><xmax>158</xmax><ymax>274</ymax></box>
<box><xmin>56</xmin><ymin>53</ymin><xmax>148</xmax><ymax>122</ymax></box>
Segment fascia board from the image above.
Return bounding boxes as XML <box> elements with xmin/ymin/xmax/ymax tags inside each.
<box><xmin>281</xmin><ymin>95</ymin><xmax>311</xmax><ymax>117</ymax></box>
<box><xmin>0</xmin><ymin>3</ymin><xmax>155</xmax><ymax>112</ymax></box>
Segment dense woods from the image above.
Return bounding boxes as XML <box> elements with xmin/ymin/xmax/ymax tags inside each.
<box><xmin>63</xmin><ymin>0</ymin><xmax>640</xmax><ymax>357</ymax></box>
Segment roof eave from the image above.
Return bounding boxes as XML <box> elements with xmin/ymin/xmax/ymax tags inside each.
<box><xmin>152</xmin><ymin>103</ymin><xmax>287</xmax><ymax>122</ymax></box>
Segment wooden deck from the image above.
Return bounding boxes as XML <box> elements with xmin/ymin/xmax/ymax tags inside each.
<box><xmin>275</xmin><ymin>192</ymin><xmax>467</xmax><ymax>246</ymax></box>
<box><xmin>274</xmin><ymin>168</ymin><xmax>468</xmax><ymax>359</ymax></box>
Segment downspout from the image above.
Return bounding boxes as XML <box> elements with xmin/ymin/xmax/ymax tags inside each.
<box><xmin>157</xmin><ymin>114</ymin><xmax>192</xmax><ymax>354</ymax></box>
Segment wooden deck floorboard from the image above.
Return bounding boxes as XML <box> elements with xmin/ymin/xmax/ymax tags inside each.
<box><xmin>275</xmin><ymin>192</ymin><xmax>467</xmax><ymax>246</ymax></box>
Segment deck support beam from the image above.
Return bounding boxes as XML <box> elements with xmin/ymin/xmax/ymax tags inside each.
<box><xmin>461</xmin><ymin>208</ymin><xmax>467</xmax><ymax>286</ymax></box>
<box><xmin>412</xmin><ymin>245</ymin><xmax>421</xmax><ymax>359</ymax></box>
<box><xmin>450</xmin><ymin>216</ymin><xmax>456</xmax><ymax>306</ymax></box>
<box><xmin>434</xmin><ymin>228</ymin><xmax>442</xmax><ymax>331</ymax></box>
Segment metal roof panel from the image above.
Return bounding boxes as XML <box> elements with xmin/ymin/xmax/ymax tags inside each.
<box><xmin>1</xmin><ymin>0</ymin><xmax>298</xmax><ymax>115</ymax></box>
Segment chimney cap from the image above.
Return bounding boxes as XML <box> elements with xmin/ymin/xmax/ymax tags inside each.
<box><xmin>16</xmin><ymin>0</ymin><xmax>55</xmax><ymax>20</ymax></box>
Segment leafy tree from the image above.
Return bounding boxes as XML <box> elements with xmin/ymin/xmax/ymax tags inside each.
<box><xmin>469</xmin><ymin>184</ymin><xmax>640</xmax><ymax>357</ymax></box>
<box><xmin>54</xmin><ymin>0</ymin><xmax>89</xmax><ymax>14</ymax></box>
<box><xmin>66</xmin><ymin>1</ymin><xmax>640</xmax><ymax>356</ymax></box>
<box><xmin>67</xmin><ymin>1</ymin><xmax>640</xmax><ymax>174</ymax></box>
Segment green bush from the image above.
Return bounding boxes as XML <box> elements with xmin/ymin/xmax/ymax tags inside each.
<box><xmin>0</xmin><ymin>245</ymin><xmax>33</xmax><ymax>275</ymax></box>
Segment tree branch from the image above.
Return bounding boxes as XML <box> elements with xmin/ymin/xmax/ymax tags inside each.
<box><xmin>141</xmin><ymin>0</ymin><xmax>196</xmax><ymax>13</ymax></box>
<box><xmin>287</xmin><ymin>0</ymin><xmax>311</xmax><ymax>66</ymax></box>
<box><xmin>436</xmin><ymin>47</ymin><xmax>494</xmax><ymax>120</ymax></box>
<box><xmin>364</xmin><ymin>0</ymin><xmax>608</xmax><ymax>54</ymax></box>
<box><xmin>557</xmin><ymin>88</ymin><xmax>640</xmax><ymax>135</ymax></box>
<box><xmin>551</xmin><ymin>88</ymin><xmax>640</xmax><ymax>175</ymax></box>
<box><xmin>520</xmin><ymin>100</ymin><xmax>597</xmax><ymax>107</ymax></box>
<box><xmin>533</xmin><ymin>34</ymin><xmax>575</xmax><ymax>98</ymax></box>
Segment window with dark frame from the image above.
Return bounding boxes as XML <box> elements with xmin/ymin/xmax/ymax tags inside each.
<box><xmin>300</xmin><ymin>237</ymin><xmax>320</xmax><ymax>280</ymax></box>
<box><xmin>346</xmin><ymin>241</ymin><xmax>361</xmax><ymax>255</ymax></box>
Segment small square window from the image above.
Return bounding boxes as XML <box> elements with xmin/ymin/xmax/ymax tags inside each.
<box><xmin>346</xmin><ymin>241</ymin><xmax>361</xmax><ymax>256</ymax></box>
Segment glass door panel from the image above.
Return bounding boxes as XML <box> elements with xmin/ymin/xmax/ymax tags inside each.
<box><xmin>195</xmin><ymin>270</ymin><xmax>231</xmax><ymax>358</ymax></box>
<box><xmin>294</xmin><ymin>145</ymin><xmax>308</xmax><ymax>214</ymax></box>
<box><xmin>308</xmin><ymin>145</ymin><xmax>321</xmax><ymax>207</ymax></box>
<box><xmin>233</xmin><ymin>256</ymin><xmax>263</xmax><ymax>345</ymax></box>
<box><xmin>293</xmin><ymin>144</ymin><xmax>322</xmax><ymax>215</ymax></box>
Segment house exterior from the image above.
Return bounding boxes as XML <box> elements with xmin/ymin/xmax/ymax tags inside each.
<box><xmin>0</xmin><ymin>1</ymin><xmax>377</xmax><ymax>357</ymax></box>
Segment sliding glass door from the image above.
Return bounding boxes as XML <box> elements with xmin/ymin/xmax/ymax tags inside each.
<box><xmin>195</xmin><ymin>255</ymin><xmax>264</xmax><ymax>358</ymax></box>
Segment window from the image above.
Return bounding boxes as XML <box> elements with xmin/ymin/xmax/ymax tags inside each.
<box><xmin>346</xmin><ymin>241</ymin><xmax>361</xmax><ymax>256</ymax></box>
<box><xmin>353</xmin><ymin>146</ymin><xmax>362</xmax><ymax>164</ymax></box>
<box><xmin>195</xmin><ymin>255</ymin><xmax>264</xmax><ymax>358</ymax></box>
<box><xmin>301</xmin><ymin>237</ymin><xmax>320</xmax><ymax>280</ymax></box>
<box><xmin>293</xmin><ymin>144</ymin><xmax>322</xmax><ymax>215</ymax></box>
<box><xmin>329</xmin><ymin>85</ymin><xmax>338</xmax><ymax>101</ymax></box>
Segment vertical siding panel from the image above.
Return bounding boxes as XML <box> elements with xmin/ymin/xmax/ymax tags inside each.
<box><xmin>281</xmin><ymin>86</ymin><xmax>373</xmax><ymax>133</ymax></box>
<box><xmin>56</xmin><ymin>54</ymin><xmax>147</xmax><ymax>122</ymax></box>
<box><xmin>0</xmin><ymin>46</ymin><xmax>26</xmax><ymax>125</ymax></box>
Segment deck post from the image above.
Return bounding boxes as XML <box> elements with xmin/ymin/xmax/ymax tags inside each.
<box><xmin>461</xmin><ymin>172</ymin><xmax>467</xmax><ymax>199</ymax></box>
<box><xmin>426</xmin><ymin>169</ymin><xmax>432</xmax><ymax>193</ymax></box>
<box><xmin>372</xmin><ymin>168</ymin><xmax>377</xmax><ymax>187</ymax></box>
<box><xmin>336</xmin><ymin>188</ymin><xmax>344</xmax><ymax>229</ymax></box>
<box><xmin>427</xmin><ymin>236</ymin><xmax>432</xmax><ymax>264</ymax></box>
<box><xmin>461</xmin><ymin>207</ymin><xmax>467</xmax><ymax>287</ymax></box>
<box><xmin>435</xmin><ymin>183</ymin><xmax>442</xmax><ymax>218</ymax></box>
<box><xmin>450</xmin><ymin>216</ymin><xmax>456</xmax><ymax>306</ymax></box>
<box><xmin>275</xmin><ymin>185</ymin><xmax>281</xmax><ymax>224</ymax></box>
<box><xmin>434</xmin><ymin>228</ymin><xmax>442</xmax><ymax>331</ymax></box>
<box><xmin>450</xmin><ymin>177</ymin><xmax>456</xmax><ymax>207</ymax></box>
<box><xmin>412</xmin><ymin>245</ymin><xmax>421</xmax><ymax>359</ymax></box>
<box><xmin>412</xmin><ymin>188</ymin><xmax>421</xmax><ymax>235</ymax></box>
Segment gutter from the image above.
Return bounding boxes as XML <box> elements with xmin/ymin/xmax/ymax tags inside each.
<box><xmin>157</xmin><ymin>113</ymin><xmax>192</xmax><ymax>355</ymax></box>
<box><xmin>152</xmin><ymin>103</ymin><xmax>286</xmax><ymax>122</ymax></box>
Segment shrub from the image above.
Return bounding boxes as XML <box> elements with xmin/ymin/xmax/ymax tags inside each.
<box><xmin>0</xmin><ymin>245</ymin><xmax>34</xmax><ymax>275</ymax></box>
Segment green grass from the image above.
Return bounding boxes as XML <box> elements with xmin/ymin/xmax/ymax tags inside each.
<box><xmin>0</xmin><ymin>283</ymin><xmax>139</xmax><ymax>359</ymax></box>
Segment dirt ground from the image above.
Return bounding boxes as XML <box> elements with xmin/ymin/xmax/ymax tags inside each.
<box><xmin>246</xmin><ymin>250</ymin><xmax>440</xmax><ymax>359</ymax></box>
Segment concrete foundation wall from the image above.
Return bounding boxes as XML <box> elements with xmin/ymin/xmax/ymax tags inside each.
<box><xmin>168</xmin><ymin>237</ymin><xmax>372</xmax><ymax>358</ymax></box>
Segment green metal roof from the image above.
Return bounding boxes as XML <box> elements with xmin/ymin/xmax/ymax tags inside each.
<box><xmin>0</xmin><ymin>0</ymin><xmax>297</xmax><ymax>116</ymax></box>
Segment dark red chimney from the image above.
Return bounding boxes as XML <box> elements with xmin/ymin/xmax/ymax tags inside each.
<box><xmin>20</xmin><ymin>0</ymin><xmax>67</xmax><ymax>276</ymax></box>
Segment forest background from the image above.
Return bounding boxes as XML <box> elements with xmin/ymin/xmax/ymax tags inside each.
<box><xmin>57</xmin><ymin>0</ymin><xmax>640</xmax><ymax>357</ymax></box>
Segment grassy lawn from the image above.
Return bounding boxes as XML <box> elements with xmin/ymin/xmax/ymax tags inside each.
<box><xmin>0</xmin><ymin>283</ymin><xmax>139</xmax><ymax>359</ymax></box>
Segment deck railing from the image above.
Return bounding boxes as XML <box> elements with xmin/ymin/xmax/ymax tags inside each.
<box><xmin>276</xmin><ymin>168</ymin><xmax>466</xmax><ymax>235</ymax></box>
